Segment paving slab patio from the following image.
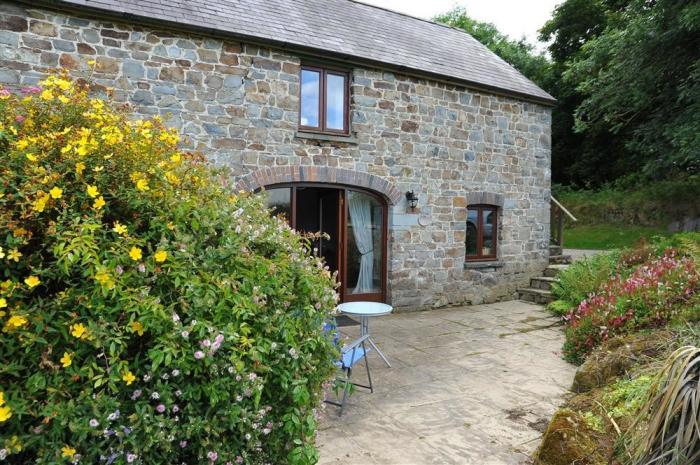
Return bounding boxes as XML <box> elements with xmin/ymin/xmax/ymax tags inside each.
<box><xmin>317</xmin><ymin>300</ymin><xmax>576</xmax><ymax>465</ymax></box>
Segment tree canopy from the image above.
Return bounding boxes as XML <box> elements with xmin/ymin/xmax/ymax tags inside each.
<box><xmin>435</xmin><ymin>1</ymin><xmax>700</xmax><ymax>187</ymax></box>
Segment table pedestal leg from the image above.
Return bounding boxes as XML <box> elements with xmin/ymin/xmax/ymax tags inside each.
<box><xmin>361</xmin><ymin>316</ymin><xmax>391</xmax><ymax>368</ymax></box>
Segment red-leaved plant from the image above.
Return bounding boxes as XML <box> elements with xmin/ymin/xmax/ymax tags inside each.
<box><xmin>563</xmin><ymin>250</ymin><xmax>699</xmax><ymax>363</ymax></box>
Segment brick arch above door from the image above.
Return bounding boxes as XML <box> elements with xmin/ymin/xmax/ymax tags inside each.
<box><xmin>236</xmin><ymin>166</ymin><xmax>403</xmax><ymax>206</ymax></box>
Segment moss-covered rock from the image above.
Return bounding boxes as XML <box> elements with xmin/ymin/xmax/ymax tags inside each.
<box><xmin>572</xmin><ymin>331</ymin><xmax>672</xmax><ymax>393</ymax></box>
<box><xmin>533</xmin><ymin>408</ymin><xmax>607</xmax><ymax>465</ymax></box>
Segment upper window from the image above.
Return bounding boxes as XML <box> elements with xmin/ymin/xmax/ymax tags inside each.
<box><xmin>466</xmin><ymin>205</ymin><xmax>498</xmax><ymax>260</ymax></box>
<box><xmin>299</xmin><ymin>65</ymin><xmax>349</xmax><ymax>135</ymax></box>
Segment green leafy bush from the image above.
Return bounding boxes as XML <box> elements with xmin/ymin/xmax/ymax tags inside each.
<box><xmin>549</xmin><ymin>250</ymin><xmax>623</xmax><ymax>315</ymax></box>
<box><xmin>0</xmin><ymin>73</ymin><xmax>338</xmax><ymax>464</ymax></box>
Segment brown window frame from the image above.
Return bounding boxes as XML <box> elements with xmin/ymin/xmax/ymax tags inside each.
<box><xmin>466</xmin><ymin>204</ymin><xmax>498</xmax><ymax>261</ymax></box>
<box><xmin>298</xmin><ymin>65</ymin><xmax>350</xmax><ymax>136</ymax></box>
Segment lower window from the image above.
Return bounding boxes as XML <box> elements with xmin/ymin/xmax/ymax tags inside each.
<box><xmin>466</xmin><ymin>205</ymin><xmax>498</xmax><ymax>260</ymax></box>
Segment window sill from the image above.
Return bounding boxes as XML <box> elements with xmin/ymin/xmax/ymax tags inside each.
<box><xmin>295</xmin><ymin>131</ymin><xmax>358</xmax><ymax>144</ymax></box>
<box><xmin>464</xmin><ymin>260</ymin><xmax>504</xmax><ymax>270</ymax></box>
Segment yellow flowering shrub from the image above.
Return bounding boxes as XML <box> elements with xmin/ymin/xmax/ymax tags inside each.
<box><xmin>0</xmin><ymin>72</ymin><xmax>338</xmax><ymax>465</ymax></box>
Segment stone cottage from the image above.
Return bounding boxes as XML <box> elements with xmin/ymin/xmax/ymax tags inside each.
<box><xmin>0</xmin><ymin>0</ymin><xmax>555</xmax><ymax>310</ymax></box>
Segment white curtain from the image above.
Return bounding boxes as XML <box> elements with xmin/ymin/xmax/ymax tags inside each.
<box><xmin>348</xmin><ymin>193</ymin><xmax>374</xmax><ymax>293</ymax></box>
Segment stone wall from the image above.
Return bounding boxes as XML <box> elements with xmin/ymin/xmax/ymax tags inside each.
<box><xmin>0</xmin><ymin>1</ymin><xmax>552</xmax><ymax>310</ymax></box>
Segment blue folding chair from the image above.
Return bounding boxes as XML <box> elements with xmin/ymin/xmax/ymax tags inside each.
<box><xmin>324</xmin><ymin>326</ymin><xmax>374</xmax><ymax>416</ymax></box>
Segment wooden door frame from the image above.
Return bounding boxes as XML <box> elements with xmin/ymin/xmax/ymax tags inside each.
<box><xmin>262</xmin><ymin>182</ymin><xmax>388</xmax><ymax>303</ymax></box>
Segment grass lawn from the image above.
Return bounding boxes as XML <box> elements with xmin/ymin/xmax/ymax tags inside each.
<box><xmin>563</xmin><ymin>224</ymin><xmax>670</xmax><ymax>250</ymax></box>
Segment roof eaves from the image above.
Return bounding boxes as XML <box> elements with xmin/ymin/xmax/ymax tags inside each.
<box><xmin>23</xmin><ymin>0</ymin><xmax>557</xmax><ymax>106</ymax></box>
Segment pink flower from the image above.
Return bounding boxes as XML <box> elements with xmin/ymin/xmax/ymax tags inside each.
<box><xmin>235</xmin><ymin>457</ymin><xmax>243</xmax><ymax>464</ymax></box>
<box><xmin>194</xmin><ymin>350</ymin><xmax>205</xmax><ymax>359</ymax></box>
<box><xmin>15</xmin><ymin>115</ymin><xmax>25</xmax><ymax>123</ymax></box>
<box><xmin>156</xmin><ymin>404</ymin><xmax>166</xmax><ymax>413</ymax></box>
<box><xmin>179</xmin><ymin>441</ymin><xmax>187</xmax><ymax>448</ymax></box>
<box><xmin>207</xmin><ymin>451</ymin><xmax>218</xmax><ymax>462</ymax></box>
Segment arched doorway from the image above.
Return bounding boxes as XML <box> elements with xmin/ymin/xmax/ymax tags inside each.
<box><xmin>263</xmin><ymin>183</ymin><xmax>388</xmax><ymax>303</ymax></box>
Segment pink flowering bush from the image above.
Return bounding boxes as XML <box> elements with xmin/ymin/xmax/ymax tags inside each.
<box><xmin>0</xmin><ymin>73</ymin><xmax>338</xmax><ymax>464</ymax></box>
<box><xmin>563</xmin><ymin>251</ymin><xmax>700</xmax><ymax>363</ymax></box>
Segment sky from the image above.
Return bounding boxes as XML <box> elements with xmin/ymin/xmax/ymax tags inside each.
<box><xmin>359</xmin><ymin>0</ymin><xmax>563</xmax><ymax>47</ymax></box>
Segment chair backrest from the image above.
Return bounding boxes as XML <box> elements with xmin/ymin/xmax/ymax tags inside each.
<box><xmin>341</xmin><ymin>334</ymin><xmax>370</xmax><ymax>368</ymax></box>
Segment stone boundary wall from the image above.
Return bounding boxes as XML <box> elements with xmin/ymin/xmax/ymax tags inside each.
<box><xmin>0</xmin><ymin>1</ymin><xmax>552</xmax><ymax>309</ymax></box>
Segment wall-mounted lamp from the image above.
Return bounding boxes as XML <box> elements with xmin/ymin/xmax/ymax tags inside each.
<box><xmin>405</xmin><ymin>190</ymin><xmax>419</xmax><ymax>210</ymax></box>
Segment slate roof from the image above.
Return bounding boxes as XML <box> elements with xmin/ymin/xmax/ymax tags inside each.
<box><xmin>41</xmin><ymin>0</ymin><xmax>556</xmax><ymax>104</ymax></box>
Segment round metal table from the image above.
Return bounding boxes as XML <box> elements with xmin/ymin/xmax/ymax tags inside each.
<box><xmin>337</xmin><ymin>302</ymin><xmax>393</xmax><ymax>367</ymax></box>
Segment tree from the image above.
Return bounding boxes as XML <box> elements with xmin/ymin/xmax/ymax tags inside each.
<box><xmin>568</xmin><ymin>0</ymin><xmax>700</xmax><ymax>180</ymax></box>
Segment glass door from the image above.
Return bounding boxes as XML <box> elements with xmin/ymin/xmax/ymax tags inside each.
<box><xmin>342</xmin><ymin>190</ymin><xmax>386</xmax><ymax>302</ymax></box>
<box><xmin>263</xmin><ymin>185</ymin><xmax>387</xmax><ymax>303</ymax></box>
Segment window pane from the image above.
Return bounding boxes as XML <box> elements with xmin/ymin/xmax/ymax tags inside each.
<box><xmin>265</xmin><ymin>188</ymin><xmax>291</xmax><ymax>224</ymax></box>
<box><xmin>346</xmin><ymin>191</ymin><xmax>383</xmax><ymax>294</ymax></box>
<box><xmin>466</xmin><ymin>209</ymin><xmax>478</xmax><ymax>256</ymax></box>
<box><xmin>481</xmin><ymin>209</ymin><xmax>495</xmax><ymax>256</ymax></box>
<box><xmin>325</xmin><ymin>73</ymin><xmax>346</xmax><ymax>130</ymax></box>
<box><xmin>300</xmin><ymin>69</ymin><xmax>320</xmax><ymax>128</ymax></box>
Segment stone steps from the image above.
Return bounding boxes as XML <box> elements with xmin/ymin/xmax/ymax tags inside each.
<box><xmin>517</xmin><ymin>287</ymin><xmax>556</xmax><ymax>305</ymax></box>
<box><xmin>543</xmin><ymin>264</ymin><xmax>570</xmax><ymax>278</ymax></box>
<box><xmin>548</xmin><ymin>254</ymin><xmax>572</xmax><ymax>265</ymax></box>
<box><xmin>517</xmin><ymin>250</ymin><xmax>572</xmax><ymax>304</ymax></box>
<box><xmin>530</xmin><ymin>276</ymin><xmax>558</xmax><ymax>291</ymax></box>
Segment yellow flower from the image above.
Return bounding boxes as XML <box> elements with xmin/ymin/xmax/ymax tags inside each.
<box><xmin>0</xmin><ymin>405</ymin><xmax>12</xmax><ymax>422</ymax></box>
<box><xmin>75</xmin><ymin>162</ymin><xmax>85</xmax><ymax>175</ymax></box>
<box><xmin>40</xmin><ymin>89</ymin><xmax>53</xmax><ymax>101</ymax></box>
<box><xmin>3</xmin><ymin>315</ymin><xmax>28</xmax><ymax>332</ymax></box>
<box><xmin>122</xmin><ymin>370</ymin><xmax>136</xmax><ymax>385</ymax></box>
<box><xmin>54</xmin><ymin>78</ymin><xmax>71</xmax><ymax>91</ymax></box>
<box><xmin>0</xmin><ymin>391</ymin><xmax>4</xmax><ymax>406</ymax></box>
<box><xmin>0</xmin><ymin>247</ymin><xmax>4</xmax><ymax>259</ymax></box>
<box><xmin>7</xmin><ymin>435</ymin><xmax>21</xmax><ymax>453</ymax></box>
<box><xmin>154</xmin><ymin>250</ymin><xmax>167</xmax><ymax>263</ymax></box>
<box><xmin>93</xmin><ymin>195</ymin><xmax>105</xmax><ymax>210</ymax></box>
<box><xmin>170</xmin><ymin>153</ymin><xmax>181</xmax><ymax>163</ymax></box>
<box><xmin>60</xmin><ymin>352</ymin><xmax>72</xmax><ymax>368</ymax></box>
<box><xmin>7</xmin><ymin>248</ymin><xmax>22</xmax><ymax>262</ymax></box>
<box><xmin>70</xmin><ymin>323</ymin><xmax>88</xmax><ymax>339</ymax></box>
<box><xmin>24</xmin><ymin>276</ymin><xmax>40</xmax><ymax>288</ymax></box>
<box><xmin>87</xmin><ymin>59</ymin><xmax>96</xmax><ymax>66</ymax></box>
<box><xmin>61</xmin><ymin>445</ymin><xmax>76</xmax><ymax>459</ymax></box>
<box><xmin>129</xmin><ymin>321</ymin><xmax>144</xmax><ymax>336</ymax></box>
<box><xmin>26</xmin><ymin>153</ymin><xmax>37</xmax><ymax>162</ymax></box>
<box><xmin>112</xmin><ymin>222</ymin><xmax>128</xmax><ymax>235</ymax></box>
<box><xmin>94</xmin><ymin>271</ymin><xmax>114</xmax><ymax>289</ymax></box>
<box><xmin>58</xmin><ymin>95</ymin><xmax>70</xmax><ymax>104</ymax></box>
<box><xmin>129</xmin><ymin>247</ymin><xmax>142</xmax><ymax>261</ymax></box>
<box><xmin>136</xmin><ymin>178</ymin><xmax>149</xmax><ymax>192</ymax></box>
<box><xmin>0</xmin><ymin>298</ymin><xmax>6</xmax><ymax>308</ymax></box>
<box><xmin>16</xmin><ymin>139</ymin><xmax>28</xmax><ymax>150</ymax></box>
<box><xmin>50</xmin><ymin>186</ymin><xmax>63</xmax><ymax>199</ymax></box>
<box><xmin>86</xmin><ymin>184</ymin><xmax>99</xmax><ymax>198</ymax></box>
<box><xmin>33</xmin><ymin>194</ymin><xmax>48</xmax><ymax>213</ymax></box>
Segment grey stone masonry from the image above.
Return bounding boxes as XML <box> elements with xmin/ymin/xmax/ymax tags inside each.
<box><xmin>0</xmin><ymin>1</ymin><xmax>552</xmax><ymax>310</ymax></box>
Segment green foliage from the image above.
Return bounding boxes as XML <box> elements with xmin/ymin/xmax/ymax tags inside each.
<box><xmin>554</xmin><ymin>178</ymin><xmax>700</xmax><ymax>227</ymax></box>
<box><xmin>548</xmin><ymin>299</ymin><xmax>575</xmax><ymax>317</ymax></box>
<box><xmin>0</xmin><ymin>74</ymin><xmax>338</xmax><ymax>464</ymax></box>
<box><xmin>651</xmin><ymin>232</ymin><xmax>700</xmax><ymax>261</ymax></box>
<box><xmin>602</xmin><ymin>375</ymin><xmax>654</xmax><ymax>420</ymax></box>
<box><xmin>433</xmin><ymin>7</ymin><xmax>552</xmax><ymax>88</ymax></box>
<box><xmin>568</xmin><ymin>0</ymin><xmax>700</xmax><ymax>181</ymax></box>
<box><xmin>550</xmin><ymin>250</ymin><xmax>623</xmax><ymax>310</ymax></box>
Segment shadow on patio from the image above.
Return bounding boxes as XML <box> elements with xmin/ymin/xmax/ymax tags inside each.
<box><xmin>317</xmin><ymin>301</ymin><xmax>576</xmax><ymax>465</ymax></box>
